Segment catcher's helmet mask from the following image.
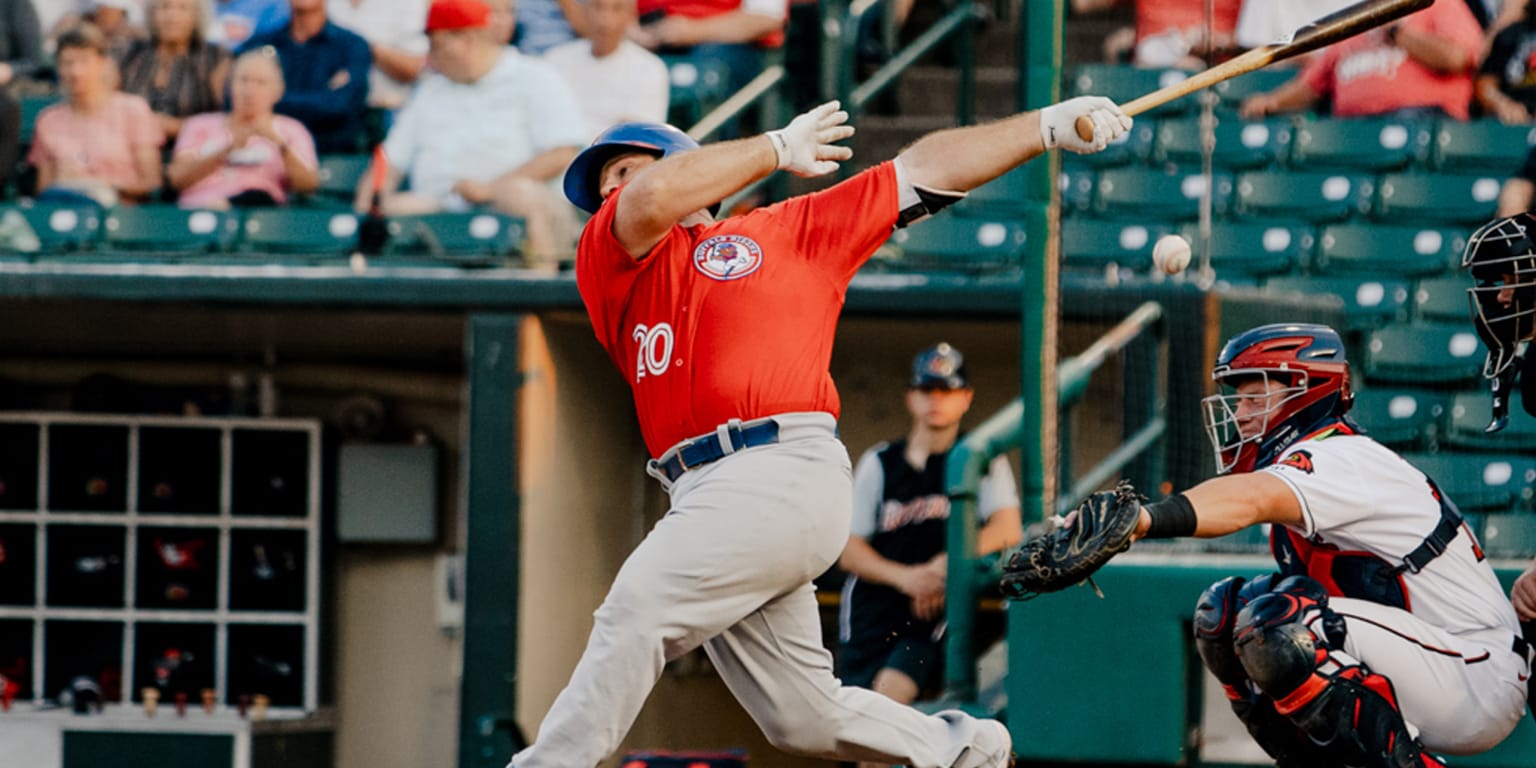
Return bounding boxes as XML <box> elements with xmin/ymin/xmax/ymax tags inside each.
<box><xmin>1202</xmin><ymin>324</ymin><xmax>1354</xmax><ymax>475</ymax></box>
<box><xmin>1462</xmin><ymin>212</ymin><xmax>1536</xmax><ymax>378</ymax></box>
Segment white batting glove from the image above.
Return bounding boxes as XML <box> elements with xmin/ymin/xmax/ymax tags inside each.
<box><xmin>1039</xmin><ymin>96</ymin><xmax>1133</xmax><ymax>154</ymax></box>
<box><xmin>766</xmin><ymin>100</ymin><xmax>856</xmax><ymax>178</ymax></box>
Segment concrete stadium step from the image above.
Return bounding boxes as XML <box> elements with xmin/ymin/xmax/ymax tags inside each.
<box><xmin>898</xmin><ymin>65</ymin><xmax>1019</xmax><ymax>117</ymax></box>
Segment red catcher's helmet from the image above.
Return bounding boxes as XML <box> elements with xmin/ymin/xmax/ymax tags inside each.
<box><xmin>1202</xmin><ymin>323</ymin><xmax>1354</xmax><ymax>474</ymax></box>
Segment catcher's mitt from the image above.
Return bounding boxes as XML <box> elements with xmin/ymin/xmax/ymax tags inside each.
<box><xmin>1001</xmin><ymin>479</ymin><xmax>1144</xmax><ymax>599</ymax></box>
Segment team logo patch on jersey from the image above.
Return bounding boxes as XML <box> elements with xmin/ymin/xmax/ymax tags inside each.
<box><xmin>1277</xmin><ymin>450</ymin><xmax>1315</xmax><ymax>474</ymax></box>
<box><xmin>693</xmin><ymin>235</ymin><xmax>764</xmax><ymax>280</ymax></box>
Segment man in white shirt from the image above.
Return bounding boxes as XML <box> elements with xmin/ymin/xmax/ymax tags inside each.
<box><xmin>326</xmin><ymin>0</ymin><xmax>429</xmax><ymax>110</ymax></box>
<box><xmin>543</xmin><ymin>0</ymin><xmax>668</xmax><ymax>140</ymax></box>
<box><xmin>359</xmin><ymin>0</ymin><xmax>587</xmax><ymax>268</ymax></box>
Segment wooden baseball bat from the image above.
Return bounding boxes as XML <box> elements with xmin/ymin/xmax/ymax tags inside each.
<box><xmin>1074</xmin><ymin>0</ymin><xmax>1433</xmax><ymax>142</ymax></box>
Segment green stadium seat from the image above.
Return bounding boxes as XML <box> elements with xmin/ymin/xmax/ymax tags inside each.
<box><xmin>1349</xmin><ymin>388</ymin><xmax>1445</xmax><ymax>449</ymax></box>
<box><xmin>1212</xmin><ymin>69</ymin><xmax>1296</xmax><ymax>109</ymax></box>
<box><xmin>314</xmin><ymin>155</ymin><xmax>373</xmax><ymax>204</ymax></box>
<box><xmin>1153</xmin><ymin>115</ymin><xmax>1291</xmax><ymax>171</ymax></box>
<box><xmin>1057</xmin><ymin>164</ymin><xmax>1096</xmax><ymax>215</ymax></box>
<box><xmin>102</xmin><ymin>206</ymin><xmax>239</xmax><ymax>255</ymax></box>
<box><xmin>388</xmin><ymin>212</ymin><xmax>524</xmax><ymax>264</ymax></box>
<box><xmin>1066</xmin><ymin>114</ymin><xmax>1157</xmax><ymax>168</ymax></box>
<box><xmin>1479</xmin><ymin>511</ymin><xmax>1536</xmax><ymax>557</ymax></box>
<box><xmin>1061</xmin><ymin>217</ymin><xmax>1171</xmax><ymax>272</ymax></box>
<box><xmin>1412</xmin><ymin>275</ymin><xmax>1472</xmax><ymax>322</ymax></box>
<box><xmin>959</xmin><ymin>166</ymin><xmax>1033</xmax><ymax>219</ymax></box>
<box><xmin>1092</xmin><ymin>167</ymin><xmax>1233</xmax><ymax>221</ymax></box>
<box><xmin>12</xmin><ymin>202</ymin><xmax>101</xmax><ymax>253</ymax></box>
<box><xmin>1401</xmin><ymin>452</ymin><xmax>1536</xmax><ymax>516</ymax></box>
<box><xmin>1263</xmin><ymin>275</ymin><xmax>1409</xmax><ymax>330</ymax></box>
<box><xmin>1178</xmin><ymin>220</ymin><xmax>1310</xmax><ymax>278</ymax></box>
<box><xmin>1071</xmin><ymin>64</ymin><xmax>1199</xmax><ymax>117</ymax></box>
<box><xmin>1314</xmin><ymin>224</ymin><xmax>1464</xmax><ymax>279</ymax></box>
<box><xmin>1374</xmin><ymin>173</ymin><xmax>1502</xmax><ymax>225</ymax></box>
<box><xmin>1289</xmin><ymin>117</ymin><xmax>1432</xmax><ymax>172</ymax></box>
<box><xmin>1363</xmin><ymin>321</ymin><xmax>1483</xmax><ymax>385</ymax></box>
<box><xmin>882</xmin><ymin>213</ymin><xmax>1027</xmax><ymax>271</ymax></box>
<box><xmin>1234</xmin><ymin>171</ymin><xmax>1373</xmax><ymax>223</ymax></box>
<box><xmin>18</xmin><ymin>95</ymin><xmax>58</xmax><ymax>145</ymax></box>
<box><xmin>1443</xmin><ymin>389</ymin><xmax>1536</xmax><ymax>452</ymax></box>
<box><xmin>240</xmin><ymin>208</ymin><xmax>360</xmax><ymax>255</ymax></box>
<box><xmin>664</xmin><ymin>56</ymin><xmax>731</xmax><ymax>127</ymax></box>
<box><xmin>1433</xmin><ymin>119</ymin><xmax>1534</xmax><ymax>174</ymax></box>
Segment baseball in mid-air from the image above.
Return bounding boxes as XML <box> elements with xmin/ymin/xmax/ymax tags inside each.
<box><xmin>1153</xmin><ymin>234</ymin><xmax>1191</xmax><ymax>275</ymax></box>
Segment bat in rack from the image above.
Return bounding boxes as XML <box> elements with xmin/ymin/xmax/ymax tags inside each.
<box><xmin>1074</xmin><ymin>0</ymin><xmax>1433</xmax><ymax>142</ymax></box>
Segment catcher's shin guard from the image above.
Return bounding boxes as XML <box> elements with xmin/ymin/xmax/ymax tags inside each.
<box><xmin>1233</xmin><ymin>578</ymin><xmax>1443</xmax><ymax>768</ymax></box>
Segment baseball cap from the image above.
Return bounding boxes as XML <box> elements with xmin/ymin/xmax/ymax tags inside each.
<box><xmin>426</xmin><ymin>0</ymin><xmax>491</xmax><ymax>32</ymax></box>
<box><xmin>910</xmin><ymin>343</ymin><xmax>969</xmax><ymax>390</ymax></box>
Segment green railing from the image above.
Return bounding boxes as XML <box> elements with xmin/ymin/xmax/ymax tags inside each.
<box><xmin>835</xmin><ymin>0</ymin><xmax>985</xmax><ymax>124</ymax></box>
<box><xmin>940</xmin><ymin>301</ymin><xmax>1167</xmax><ymax>702</ymax></box>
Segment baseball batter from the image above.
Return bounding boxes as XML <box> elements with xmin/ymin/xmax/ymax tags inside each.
<box><xmin>507</xmin><ymin>96</ymin><xmax>1132</xmax><ymax>767</ymax></box>
<box><xmin>1128</xmin><ymin>324</ymin><xmax>1527</xmax><ymax>767</ymax></box>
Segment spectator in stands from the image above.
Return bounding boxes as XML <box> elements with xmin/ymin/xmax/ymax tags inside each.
<box><xmin>326</xmin><ymin>0</ymin><xmax>429</xmax><ymax>111</ymax></box>
<box><xmin>1070</xmin><ymin>0</ymin><xmax>1243</xmax><ymax>69</ymax></box>
<box><xmin>485</xmin><ymin>0</ymin><xmax>514</xmax><ymax>44</ymax></box>
<box><xmin>837</xmin><ymin>343</ymin><xmax>1022</xmax><ymax>768</ymax></box>
<box><xmin>515</xmin><ymin>0</ymin><xmax>581</xmax><ymax>54</ymax></box>
<box><xmin>117</xmin><ymin>0</ymin><xmax>231</xmax><ymax>141</ymax></box>
<box><xmin>360</xmin><ymin>0</ymin><xmax>586</xmax><ymax>268</ymax></box>
<box><xmin>1</xmin><ymin>0</ymin><xmax>45</xmax><ymax>192</ymax></box>
<box><xmin>544</xmin><ymin>0</ymin><xmax>669</xmax><ymax>139</ymax></box>
<box><xmin>1233</xmin><ymin>0</ymin><xmax>1353</xmax><ymax>55</ymax></box>
<box><xmin>1238</xmin><ymin>0</ymin><xmax>1483</xmax><ymax>121</ymax></box>
<box><xmin>1477</xmin><ymin>0</ymin><xmax>1536</xmax><ymax>123</ymax></box>
<box><xmin>27</xmin><ymin>24</ymin><xmax>163</xmax><ymax>205</ymax></box>
<box><xmin>51</xmin><ymin>0</ymin><xmax>147</xmax><ymax>58</ymax></box>
<box><xmin>167</xmin><ymin>47</ymin><xmax>317</xmax><ymax>208</ymax></box>
<box><xmin>630</xmin><ymin>0</ymin><xmax>785</xmax><ymax>99</ymax></box>
<box><xmin>209</xmin><ymin>0</ymin><xmax>287</xmax><ymax>48</ymax></box>
<box><xmin>237</xmin><ymin>0</ymin><xmax>370</xmax><ymax>153</ymax></box>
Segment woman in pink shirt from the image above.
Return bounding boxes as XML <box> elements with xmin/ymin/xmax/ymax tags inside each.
<box><xmin>28</xmin><ymin>23</ymin><xmax>163</xmax><ymax>206</ymax></box>
<box><xmin>168</xmin><ymin>47</ymin><xmax>318</xmax><ymax>209</ymax></box>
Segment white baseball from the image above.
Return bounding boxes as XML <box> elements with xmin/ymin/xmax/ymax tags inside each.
<box><xmin>1153</xmin><ymin>234</ymin><xmax>1191</xmax><ymax>275</ymax></box>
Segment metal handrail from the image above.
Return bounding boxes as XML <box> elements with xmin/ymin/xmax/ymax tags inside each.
<box><xmin>687</xmin><ymin>64</ymin><xmax>787</xmax><ymax>142</ymax></box>
<box><xmin>940</xmin><ymin>301</ymin><xmax>1167</xmax><ymax>701</ymax></box>
<box><xmin>845</xmin><ymin>0</ymin><xmax>984</xmax><ymax>121</ymax></box>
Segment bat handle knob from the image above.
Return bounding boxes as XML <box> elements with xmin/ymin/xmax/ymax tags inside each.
<box><xmin>1074</xmin><ymin>114</ymin><xmax>1095</xmax><ymax>143</ymax></box>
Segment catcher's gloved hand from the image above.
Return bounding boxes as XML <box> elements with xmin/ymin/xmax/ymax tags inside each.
<box><xmin>1000</xmin><ymin>479</ymin><xmax>1144</xmax><ymax>599</ymax></box>
<box><xmin>766</xmin><ymin>100</ymin><xmax>856</xmax><ymax>178</ymax></box>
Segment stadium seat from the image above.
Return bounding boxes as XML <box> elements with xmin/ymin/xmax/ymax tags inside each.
<box><xmin>388</xmin><ymin>212</ymin><xmax>525</xmax><ymax>263</ymax></box>
<box><xmin>11</xmin><ymin>203</ymin><xmax>101</xmax><ymax>253</ymax></box>
<box><xmin>240</xmin><ymin>209</ymin><xmax>360</xmax><ymax>256</ymax></box>
<box><xmin>1061</xmin><ymin>217</ymin><xmax>1170</xmax><ymax>272</ymax></box>
<box><xmin>1066</xmin><ymin>114</ymin><xmax>1157</xmax><ymax>168</ymax></box>
<box><xmin>1092</xmin><ymin>167</ymin><xmax>1233</xmax><ymax>221</ymax></box>
<box><xmin>960</xmin><ymin>166</ymin><xmax>1033</xmax><ymax>219</ymax></box>
<box><xmin>102</xmin><ymin>206</ymin><xmax>239</xmax><ymax>255</ymax></box>
<box><xmin>1071</xmin><ymin>64</ymin><xmax>1199</xmax><ymax>117</ymax></box>
<box><xmin>1363</xmin><ymin>321</ymin><xmax>1483</xmax><ymax>385</ymax></box>
<box><xmin>1153</xmin><ymin>115</ymin><xmax>1291</xmax><ymax>171</ymax></box>
<box><xmin>1443</xmin><ymin>389</ymin><xmax>1536</xmax><ymax>452</ymax></box>
<box><xmin>1433</xmin><ymin>119</ymin><xmax>1535</xmax><ymax>174</ymax></box>
<box><xmin>664</xmin><ymin>56</ymin><xmax>731</xmax><ymax>127</ymax></box>
<box><xmin>18</xmin><ymin>95</ymin><xmax>57</xmax><ymax>145</ymax></box>
<box><xmin>1178</xmin><ymin>220</ymin><xmax>1311</xmax><ymax>278</ymax></box>
<box><xmin>1234</xmin><ymin>171</ymin><xmax>1373</xmax><ymax>223</ymax></box>
<box><xmin>1374</xmin><ymin>173</ymin><xmax>1502</xmax><ymax>225</ymax></box>
<box><xmin>1479</xmin><ymin>510</ymin><xmax>1536</xmax><ymax>557</ymax></box>
<box><xmin>1412</xmin><ymin>275</ymin><xmax>1472</xmax><ymax>322</ymax></box>
<box><xmin>314</xmin><ymin>155</ymin><xmax>373</xmax><ymax>204</ymax></box>
<box><xmin>1212</xmin><ymin>69</ymin><xmax>1295</xmax><ymax>109</ymax></box>
<box><xmin>882</xmin><ymin>213</ymin><xmax>1027</xmax><ymax>271</ymax></box>
<box><xmin>1313</xmin><ymin>224</ymin><xmax>1464</xmax><ymax>279</ymax></box>
<box><xmin>1056</xmin><ymin>163</ymin><xmax>1096</xmax><ymax>216</ymax></box>
<box><xmin>1288</xmin><ymin>117</ymin><xmax>1432</xmax><ymax>172</ymax></box>
<box><xmin>1263</xmin><ymin>275</ymin><xmax>1409</xmax><ymax>330</ymax></box>
<box><xmin>1348</xmin><ymin>388</ymin><xmax>1445</xmax><ymax>449</ymax></box>
<box><xmin>1401</xmin><ymin>452</ymin><xmax>1536</xmax><ymax>516</ymax></box>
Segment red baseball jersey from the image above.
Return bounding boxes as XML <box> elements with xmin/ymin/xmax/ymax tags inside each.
<box><xmin>577</xmin><ymin>161</ymin><xmax>900</xmax><ymax>457</ymax></box>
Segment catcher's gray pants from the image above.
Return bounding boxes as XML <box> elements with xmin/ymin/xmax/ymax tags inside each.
<box><xmin>508</xmin><ymin>412</ymin><xmax>1007</xmax><ymax>768</ymax></box>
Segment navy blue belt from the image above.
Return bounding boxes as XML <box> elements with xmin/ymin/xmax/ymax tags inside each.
<box><xmin>654</xmin><ymin>419</ymin><xmax>781</xmax><ymax>482</ymax></box>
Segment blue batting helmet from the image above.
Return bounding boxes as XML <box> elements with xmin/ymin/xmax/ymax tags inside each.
<box><xmin>563</xmin><ymin>122</ymin><xmax>701</xmax><ymax>214</ymax></box>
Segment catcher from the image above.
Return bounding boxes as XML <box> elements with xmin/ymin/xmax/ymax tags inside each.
<box><xmin>1004</xmin><ymin>322</ymin><xmax>1529</xmax><ymax>768</ymax></box>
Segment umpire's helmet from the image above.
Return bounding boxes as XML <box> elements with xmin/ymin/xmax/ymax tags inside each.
<box><xmin>1202</xmin><ymin>324</ymin><xmax>1354</xmax><ymax>475</ymax></box>
<box><xmin>910</xmin><ymin>343</ymin><xmax>969</xmax><ymax>390</ymax></box>
<box><xmin>563</xmin><ymin>122</ymin><xmax>700</xmax><ymax>214</ymax></box>
<box><xmin>1462</xmin><ymin>212</ymin><xmax>1536</xmax><ymax>378</ymax></box>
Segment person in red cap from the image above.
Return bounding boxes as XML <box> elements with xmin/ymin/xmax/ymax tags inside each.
<box><xmin>356</xmin><ymin>0</ymin><xmax>587</xmax><ymax>269</ymax></box>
